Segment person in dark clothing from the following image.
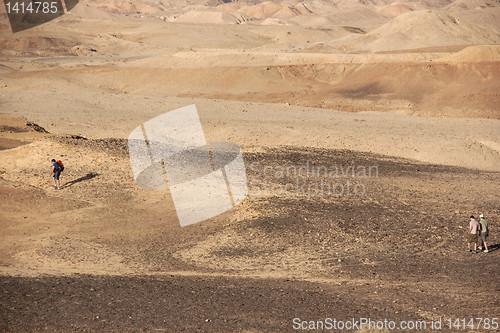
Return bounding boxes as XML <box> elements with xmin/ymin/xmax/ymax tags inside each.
<box><xmin>51</xmin><ymin>159</ymin><xmax>61</xmax><ymax>190</ymax></box>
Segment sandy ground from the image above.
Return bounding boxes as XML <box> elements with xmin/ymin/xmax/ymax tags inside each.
<box><xmin>1</xmin><ymin>0</ymin><xmax>500</xmax><ymax>331</ymax></box>
<box><xmin>0</xmin><ymin>124</ymin><xmax>499</xmax><ymax>331</ymax></box>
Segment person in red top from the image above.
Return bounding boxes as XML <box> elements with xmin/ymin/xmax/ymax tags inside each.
<box><xmin>467</xmin><ymin>215</ymin><xmax>480</xmax><ymax>253</ymax></box>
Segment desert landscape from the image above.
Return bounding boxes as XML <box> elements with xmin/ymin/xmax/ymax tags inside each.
<box><xmin>0</xmin><ymin>0</ymin><xmax>499</xmax><ymax>331</ymax></box>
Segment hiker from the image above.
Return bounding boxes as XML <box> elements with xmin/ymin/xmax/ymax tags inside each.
<box><xmin>467</xmin><ymin>215</ymin><xmax>480</xmax><ymax>253</ymax></box>
<box><xmin>51</xmin><ymin>159</ymin><xmax>62</xmax><ymax>190</ymax></box>
<box><xmin>478</xmin><ymin>214</ymin><xmax>490</xmax><ymax>253</ymax></box>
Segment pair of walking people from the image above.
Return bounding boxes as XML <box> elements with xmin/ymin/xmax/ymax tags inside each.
<box><xmin>467</xmin><ymin>215</ymin><xmax>489</xmax><ymax>253</ymax></box>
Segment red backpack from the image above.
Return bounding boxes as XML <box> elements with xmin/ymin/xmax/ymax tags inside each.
<box><xmin>56</xmin><ymin>160</ymin><xmax>65</xmax><ymax>172</ymax></box>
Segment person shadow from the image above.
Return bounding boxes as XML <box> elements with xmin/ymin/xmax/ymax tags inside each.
<box><xmin>61</xmin><ymin>172</ymin><xmax>99</xmax><ymax>189</ymax></box>
<box><xmin>486</xmin><ymin>243</ymin><xmax>499</xmax><ymax>253</ymax></box>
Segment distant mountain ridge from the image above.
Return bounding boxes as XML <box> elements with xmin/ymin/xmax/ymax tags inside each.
<box><xmin>77</xmin><ymin>0</ymin><xmax>495</xmax><ymax>18</ymax></box>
